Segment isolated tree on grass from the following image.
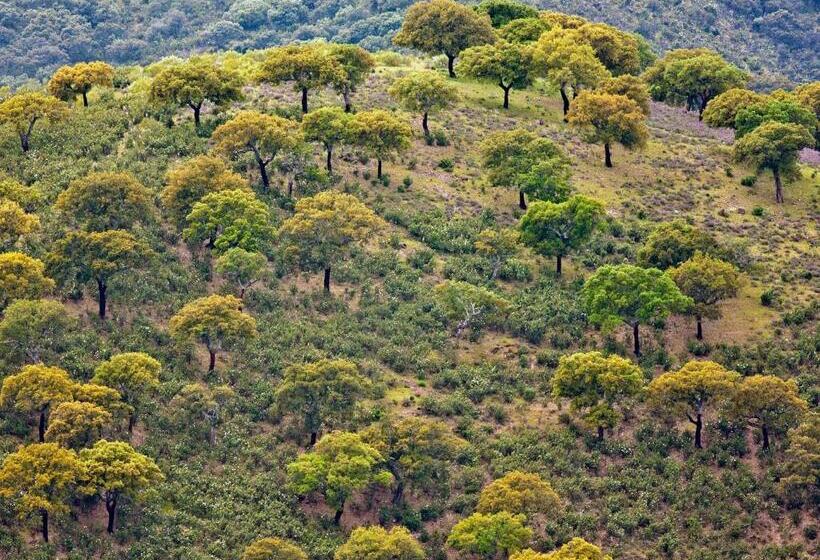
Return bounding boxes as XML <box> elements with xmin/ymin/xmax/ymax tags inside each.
<box><xmin>393</xmin><ymin>0</ymin><xmax>496</xmax><ymax>78</ymax></box>
<box><xmin>477</xmin><ymin>471</ymin><xmax>560</xmax><ymax>515</ymax></box>
<box><xmin>0</xmin><ymin>252</ymin><xmax>55</xmax><ymax>309</ymax></box>
<box><xmin>350</xmin><ymin>109</ymin><xmax>412</xmax><ymax>179</ymax></box>
<box><xmin>667</xmin><ymin>253</ymin><xmax>742</xmax><ymax>340</ymax></box>
<box><xmin>519</xmin><ymin>195</ymin><xmax>604</xmax><ymax>275</ymax></box>
<box><xmin>79</xmin><ymin>440</ymin><xmax>163</xmax><ymax>534</ymax></box>
<box><xmin>637</xmin><ymin>220</ymin><xmax>720</xmax><ymax>269</ymax></box>
<box><xmin>327</xmin><ymin>43</ymin><xmax>376</xmax><ymax>112</ymax></box>
<box><xmin>447</xmin><ymin>511</ymin><xmax>532</xmax><ymax>559</ymax></box>
<box><xmin>243</xmin><ymin>538</ymin><xmax>308</xmax><ymax>560</ymax></box>
<box><xmin>258</xmin><ymin>44</ymin><xmax>344</xmax><ymax>113</ymax></box>
<box><xmin>458</xmin><ymin>40</ymin><xmax>535</xmax><ymax>109</ymax></box>
<box><xmin>552</xmin><ymin>351</ymin><xmax>644</xmax><ymax>440</ymax></box>
<box><xmin>733</xmin><ymin>122</ymin><xmax>814</xmax><ymax>203</ymax></box>
<box><xmin>302</xmin><ymin>106</ymin><xmax>351</xmax><ymax>173</ymax></box>
<box><xmin>0</xmin><ymin>443</ymin><xmax>82</xmax><ymax>542</ymax></box>
<box><xmin>0</xmin><ymin>91</ymin><xmax>68</xmax><ymax>152</ymax></box>
<box><xmin>275</xmin><ymin>358</ymin><xmax>370</xmax><ymax>446</ymax></box>
<box><xmin>287</xmin><ymin>431</ymin><xmax>393</xmax><ymax>525</ymax></box>
<box><xmin>480</xmin><ymin>128</ymin><xmax>571</xmax><ymax>209</ymax></box>
<box><xmin>702</xmin><ymin>88</ymin><xmax>767</xmax><ymax>128</ymax></box>
<box><xmin>0</xmin><ymin>364</ymin><xmax>75</xmax><ymax>442</ymax></box>
<box><xmin>55</xmin><ymin>171</ymin><xmax>155</xmax><ymax>232</ymax></box>
<box><xmin>211</xmin><ymin>110</ymin><xmax>301</xmax><ymax>192</ymax></box>
<box><xmin>335</xmin><ymin>526</ymin><xmax>425</xmax><ymax>560</ymax></box>
<box><xmin>581</xmin><ymin>264</ymin><xmax>692</xmax><ymax>356</ymax></box>
<box><xmin>162</xmin><ymin>155</ymin><xmax>249</xmax><ymax>228</ymax></box>
<box><xmin>730</xmin><ymin>375</ymin><xmax>807</xmax><ymax>451</ymax></box>
<box><xmin>169</xmin><ymin>294</ymin><xmax>257</xmax><ymax>372</ymax></box>
<box><xmin>92</xmin><ymin>352</ymin><xmax>161</xmax><ymax>434</ymax></box>
<box><xmin>215</xmin><ymin>248</ymin><xmax>268</xmax><ymax>302</ymax></box>
<box><xmin>388</xmin><ymin>71</ymin><xmax>457</xmax><ymax>135</ymax></box>
<box><xmin>47</xmin><ymin>230</ymin><xmax>153</xmax><ymax>319</ymax></box>
<box><xmin>44</xmin><ymin>401</ymin><xmax>112</xmax><ymax>448</ymax></box>
<box><xmin>170</xmin><ymin>383</ymin><xmax>235</xmax><ymax>445</ymax></box>
<box><xmin>150</xmin><ymin>57</ymin><xmax>244</xmax><ymax>127</ymax></box>
<box><xmin>183</xmin><ymin>189</ymin><xmax>273</xmax><ymax>253</ymax></box>
<box><xmin>0</xmin><ymin>299</ymin><xmax>73</xmax><ymax>366</ymax></box>
<box><xmin>48</xmin><ymin>61</ymin><xmax>114</xmax><ymax>107</ymax></box>
<box><xmin>278</xmin><ymin>191</ymin><xmax>382</xmax><ymax>293</ymax></box>
<box><xmin>568</xmin><ymin>91</ymin><xmax>648</xmax><ymax>167</ymax></box>
<box><xmin>647</xmin><ymin>360</ymin><xmax>739</xmax><ymax>449</ymax></box>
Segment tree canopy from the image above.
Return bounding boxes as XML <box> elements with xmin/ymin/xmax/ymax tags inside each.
<box><xmin>48</xmin><ymin>61</ymin><xmax>114</xmax><ymax>106</ymax></box>
<box><xmin>388</xmin><ymin>71</ymin><xmax>457</xmax><ymax>134</ymax></box>
<box><xmin>458</xmin><ymin>41</ymin><xmax>536</xmax><ymax>109</ymax></box>
<box><xmin>567</xmin><ymin>91</ymin><xmax>648</xmax><ymax>167</ymax></box>
<box><xmin>335</xmin><ymin>526</ymin><xmax>424</xmax><ymax>560</ymax></box>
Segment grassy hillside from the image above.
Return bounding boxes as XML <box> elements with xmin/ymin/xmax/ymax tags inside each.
<box><xmin>0</xmin><ymin>46</ymin><xmax>817</xmax><ymax>560</ymax></box>
<box><xmin>0</xmin><ymin>0</ymin><xmax>816</xmax><ymax>86</ymax></box>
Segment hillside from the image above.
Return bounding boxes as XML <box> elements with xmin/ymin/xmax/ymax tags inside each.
<box><xmin>0</xmin><ymin>3</ymin><xmax>818</xmax><ymax>560</ymax></box>
<box><xmin>0</xmin><ymin>0</ymin><xmax>817</xmax><ymax>86</ymax></box>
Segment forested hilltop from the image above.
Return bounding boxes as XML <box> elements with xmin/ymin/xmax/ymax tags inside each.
<box><xmin>0</xmin><ymin>0</ymin><xmax>817</xmax><ymax>87</ymax></box>
<box><xmin>0</xmin><ymin>1</ymin><xmax>818</xmax><ymax>559</ymax></box>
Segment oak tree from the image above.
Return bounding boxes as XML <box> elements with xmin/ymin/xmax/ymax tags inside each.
<box><xmin>0</xmin><ymin>199</ymin><xmax>39</xmax><ymax>249</ymax></box>
<box><xmin>243</xmin><ymin>538</ymin><xmax>308</xmax><ymax>560</ymax></box>
<box><xmin>388</xmin><ymin>71</ymin><xmax>457</xmax><ymax>135</ymax></box>
<box><xmin>702</xmin><ymin>88</ymin><xmax>767</xmax><ymax>129</ymax></box>
<box><xmin>349</xmin><ymin>109</ymin><xmax>412</xmax><ymax>178</ymax></box>
<box><xmin>458</xmin><ymin>40</ymin><xmax>535</xmax><ymax>109</ymax></box>
<box><xmin>92</xmin><ymin>352</ymin><xmax>161</xmax><ymax>434</ymax></box>
<box><xmin>637</xmin><ymin>220</ymin><xmax>720</xmax><ymax>269</ymax></box>
<box><xmin>0</xmin><ymin>91</ymin><xmax>68</xmax><ymax>152</ymax></box>
<box><xmin>0</xmin><ymin>299</ymin><xmax>73</xmax><ymax>366</ymax></box>
<box><xmin>183</xmin><ymin>189</ymin><xmax>273</xmax><ymax>253</ymax></box>
<box><xmin>475</xmin><ymin>228</ymin><xmax>520</xmax><ymax>280</ymax></box>
<box><xmin>47</xmin><ymin>61</ymin><xmax>114</xmax><ymax>107</ymax></box>
<box><xmin>44</xmin><ymin>401</ymin><xmax>112</xmax><ymax>448</ymax></box>
<box><xmin>433</xmin><ymin>280</ymin><xmax>510</xmax><ymax>338</ymax></box>
<box><xmin>258</xmin><ymin>44</ymin><xmax>344</xmax><ymax>113</ymax></box>
<box><xmin>214</xmin><ymin>248</ymin><xmax>268</xmax><ymax>302</ymax></box>
<box><xmin>302</xmin><ymin>106</ymin><xmax>351</xmax><ymax>173</ymax></box>
<box><xmin>335</xmin><ymin>526</ymin><xmax>424</xmax><ymax>560</ymax></box>
<box><xmin>170</xmin><ymin>383</ymin><xmax>236</xmax><ymax>444</ymax></box>
<box><xmin>0</xmin><ymin>364</ymin><xmax>75</xmax><ymax>442</ymax></box>
<box><xmin>730</xmin><ymin>375</ymin><xmax>807</xmax><ymax>450</ymax></box>
<box><xmin>447</xmin><ymin>511</ymin><xmax>532</xmax><ymax>559</ymax></box>
<box><xmin>327</xmin><ymin>43</ymin><xmax>376</xmax><ymax>112</ymax></box>
<box><xmin>475</xmin><ymin>0</ymin><xmax>538</xmax><ymax>28</ymax></box>
<box><xmin>55</xmin><ymin>171</ymin><xmax>155</xmax><ymax>232</ymax></box>
<box><xmin>567</xmin><ymin>91</ymin><xmax>648</xmax><ymax>167</ymax></box>
<box><xmin>597</xmin><ymin>74</ymin><xmax>651</xmax><ymax>115</ymax></box>
<box><xmin>477</xmin><ymin>471</ymin><xmax>560</xmax><ymax>515</ymax></box>
<box><xmin>0</xmin><ymin>252</ymin><xmax>55</xmax><ymax>308</ymax></box>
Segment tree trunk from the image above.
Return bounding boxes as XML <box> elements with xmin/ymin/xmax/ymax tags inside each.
<box><xmin>632</xmin><ymin>322</ymin><xmax>641</xmax><ymax>356</ymax></box>
<box><xmin>422</xmin><ymin>112</ymin><xmax>429</xmax><ymax>135</ymax></box>
<box><xmin>698</xmin><ymin>96</ymin><xmax>708</xmax><ymax>120</ymax></box>
<box><xmin>343</xmin><ymin>89</ymin><xmax>352</xmax><ymax>113</ymax></box>
<box><xmin>761</xmin><ymin>424</ymin><xmax>770</xmax><ymax>450</ymax></box>
<box><xmin>39</xmin><ymin>409</ymin><xmax>46</xmax><ymax>442</ymax></box>
<box><xmin>604</xmin><ymin>143</ymin><xmax>613</xmax><ymax>168</ymax></box>
<box><xmin>97</xmin><ymin>278</ymin><xmax>107</xmax><ymax>319</ymax></box>
<box><xmin>696</xmin><ymin>315</ymin><xmax>703</xmax><ymax>340</ymax></box>
<box><xmin>41</xmin><ymin>510</ymin><xmax>48</xmax><ymax>542</ymax></box>
<box><xmin>128</xmin><ymin>412</ymin><xmax>135</xmax><ymax>434</ymax></box>
<box><xmin>502</xmin><ymin>84</ymin><xmax>511</xmax><ymax>109</ymax></box>
<box><xmin>392</xmin><ymin>479</ymin><xmax>405</xmax><ymax>505</ymax></box>
<box><xmin>326</xmin><ymin>145</ymin><xmax>333</xmax><ymax>173</ymax></box>
<box><xmin>334</xmin><ymin>505</ymin><xmax>344</xmax><ymax>525</ymax></box>
<box><xmin>377</xmin><ymin>159</ymin><xmax>383</xmax><ymax>179</ymax></box>
<box><xmin>597</xmin><ymin>425</ymin><xmax>605</xmax><ymax>441</ymax></box>
<box><xmin>301</xmin><ymin>87</ymin><xmax>309</xmax><ymax>114</ymax></box>
<box><xmin>518</xmin><ymin>190</ymin><xmax>527</xmax><ymax>210</ymax></box>
<box><xmin>447</xmin><ymin>54</ymin><xmax>456</xmax><ymax>78</ymax></box>
<box><xmin>82</xmin><ymin>92</ymin><xmax>89</xmax><ymax>107</ymax></box>
<box><xmin>694</xmin><ymin>414</ymin><xmax>703</xmax><ymax>448</ymax></box>
<box><xmin>560</xmin><ymin>87</ymin><xmax>570</xmax><ymax>119</ymax></box>
<box><xmin>323</xmin><ymin>267</ymin><xmax>331</xmax><ymax>293</ymax></box>
<box><xmin>310</xmin><ymin>431</ymin><xmax>318</xmax><ymax>446</ymax></box>
<box><xmin>20</xmin><ymin>133</ymin><xmax>30</xmax><ymax>153</ymax></box>
<box><xmin>208</xmin><ymin>350</ymin><xmax>216</xmax><ymax>372</ymax></box>
<box><xmin>773</xmin><ymin>167</ymin><xmax>784</xmax><ymax>203</ymax></box>
<box><xmin>193</xmin><ymin>104</ymin><xmax>201</xmax><ymax>128</ymax></box>
<box><xmin>556</xmin><ymin>254</ymin><xmax>562</xmax><ymax>275</ymax></box>
<box><xmin>208</xmin><ymin>424</ymin><xmax>216</xmax><ymax>446</ymax></box>
<box><xmin>258</xmin><ymin>160</ymin><xmax>270</xmax><ymax>192</ymax></box>
<box><xmin>106</xmin><ymin>493</ymin><xmax>118</xmax><ymax>533</ymax></box>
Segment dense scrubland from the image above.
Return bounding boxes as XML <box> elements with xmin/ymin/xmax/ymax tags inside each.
<box><xmin>0</xmin><ymin>1</ymin><xmax>818</xmax><ymax>560</ymax></box>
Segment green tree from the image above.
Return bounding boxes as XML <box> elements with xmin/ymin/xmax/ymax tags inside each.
<box><xmin>393</xmin><ymin>0</ymin><xmax>496</xmax><ymax>78</ymax></box>
<box><xmin>276</xmin><ymin>358</ymin><xmax>369</xmax><ymax>446</ymax></box>
<box><xmin>92</xmin><ymin>352</ymin><xmax>161</xmax><ymax>434</ymax></box>
<box><xmin>170</xmin><ymin>383</ymin><xmax>236</xmax><ymax>445</ymax></box>
<box><xmin>475</xmin><ymin>228</ymin><xmax>520</xmax><ymax>280</ymax></box>
<box><xmin>475</xmin><ymin>0</ymin><xmax>538</xmax><ymax>27</ymax></box>
<box><xmin>433</xmin><ymin>280</ymin><xmax>510</xmax><ymax>338</ymax></box>
<box><xmin>362</xmin><ymin>416</ymin><xmax>468</xmax><ymax>505</ymax></box>
<box><xmin>511</xmin><ymin>538</ymin><xmax>613</xmax><ymax>560</ymax></box>
<box><xmin>258</xmin><ymin>44</ymin><xmax>344</xmax><ymax>113</ymax></box>
<box><xmin>733</xmin><ymin>121</ymin><xmax>814</xmax><ymax>203</ymax></box>
<box><xmin>519</xmin><ymin>195</ymin><xmax>604</xmax><ymax>275</ymax></box>
<box><xmin>0</xmin><ymin>443</ymin><xmax>82</xmax><ymax>542</ymax></box>
<box><xmin>47</xmin><ymin>230</ymin><xmax>153</xmax><ymax>319</ymax></box>
<box><xmin>702</xmin><ymin>88</ymin><xmax>767</xmax><ymax>128</ymax></box>
<box><xmin>0</xmin><ymin>91</ymin><xmax>68</xmax><ymax>152</ymax></box>
<box><xmin>211</xmin><ymin>110</ymin><xmax>301</xmax><ymax>192</ymax></box>
<box><xmin>0</xmin><ymin>252</ymin><xmax>55</xmax><ymax>309</ymax></box>
<box><xmin>0</xmin><ymin>299</ymin><xmax>73</xmax><ymax>366</ymax></box>
<box><xmin>44</xmin><ymin>401</ymin><xmax>112</xmax><ymax>448</ymax></box>
<box><xmin>55</xmin><ymin>171</ymin><xmax>155</xmax><ymax>232</ymax></box>
<box><xmin>0</xmin><ymin>364</ymin><xmax>75</xmax><ymax>442</ymax></box>
<box><xmin>480</xmin><ymin>128</ymin><xmax>571</xmax><ymax>209</ymax></box>
<box><xmin>278</xmin><ymin>191</ymin><xmax>382</xmax><ymax>293</ymax></box>
<box><xmin>162</xmin><ymin>155</ymin><xmax>249</xmax><ymax>228</ymax></box>
<box><xmin>169</xmin><ymin>294</ymin><xmax>257</xmax><ymax>372</ymax></box>
<box><xmin>575</xmin><ymin>23</ymin><xmax>641</xmax><ymax>76</ymax></box>
<box><xmin>0</xmin><ymin>198</ymin><xmax>39</xmax><ymax>249</ymax></box>
<box><xmin>643</xmin><ymin>48</ymin><xmax>748</xmax><ymax>119</ymax></box>
<box><xmin>302</xmin><ymin>106</ymin><xmax>351</xmax><ymax>173</ymax></box>
<box><xmin>567</xmin><ymin>91</ymin><xmax>648</xmax><ymax>167</ymax></box>
<box><xmin>335</xmin><ymin>526</ymin><xmax>425</xmax><ymax>560</ymax></box>
<box><xmin>551</xmin><ymin>351</ymin><xmax>643</xmax><ymax>440</ymax></box>
<box><xmin>597</xmin><ymin>75</ymin><xmax>651</xmax><ymax>115</ymax></box>
<box><xmin>79</xmin><ymin>440</ymin><xmax>163</xmax><ymax>533</ymax></box>
<box><xmin>215</xmin><ymin>248</ymin><xmax>268</xmax><ymax>302</ymax></box>
<box><xmin>150</xmin><ymin>57</ymin><xmax>244</xmax><ymax>127</ymax></box>
<box><xmin>327</xmin><ymin>43</ymin><xmax>375</xmax><ymax>113</ymax></box>
<box><xmin>477</xmin><ymin>471</ymin><xmax>560</xmax><ymax>515</ymax></box>
<box><xmin>242</xmin><ymin>538</ymin><xmax>308</xmax><ymax>560</ymax></box>
<box><xmin>667</xmin><ymin>253</ymin><xmax>742</xmax><ymax>340</ymax></box>
<box><xmin>388</xmin><ymin>71</ymin><xmax>457</xmax><ymax>135</ymax></box>
<box><xmin>498</xmin><ymin>18</ymin><xmax>550</xmax><ymax>44</ymax></box>
<box><xmin>183</xmin><ymin>189</ymin><xmax>273</xmax><ymax>253</ymax></box>
<box><xmin>735</xmin><ymin>99</ymin><xmax>817</xmax><ymax>139</ymax></box>
<box><xmin>647</xmin><ymin>360</ymin><xmax>739</xmax><ymax>449</ymax></box>
<box><xmin>447</xmin><ymin>511</ymin><xmax>532</xmax><ymax>559</ymax></box>
<box><xmin>637</xmin><ymin>220</ymin><xmax>720</xmax><ymax>269</ymax></box>
<box><xmin>730</xmin><ymin>375</ymin><xmax>808</xmax><ymax>451</ymax></box>
<box><xmin>458</xmin><ymin>41</ymin><xmax>535</xmax><ymax>109</ymax></box>
<box><xmin>47</xmin><ymin>61</ymin><xmax>114</xmax><ymax>107</ymax></box>
<box><xmin>580</xmin><ymin>264</ymin><xmax>692</xmax><ymax>356</ymax></box>
<box><xmin>779</xmin><ymin>413</ymin><xmax>819</xmax><ymax>505</ymax></box>
<box><xmin>287</xmin><ymin>431</ymin><xmax>392</xmax><ymax>525</ymax></box>
<box><xmin>349</xmin><ymin>109</ymin><xmax>412</xmax><ymax>178</ymax></box>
